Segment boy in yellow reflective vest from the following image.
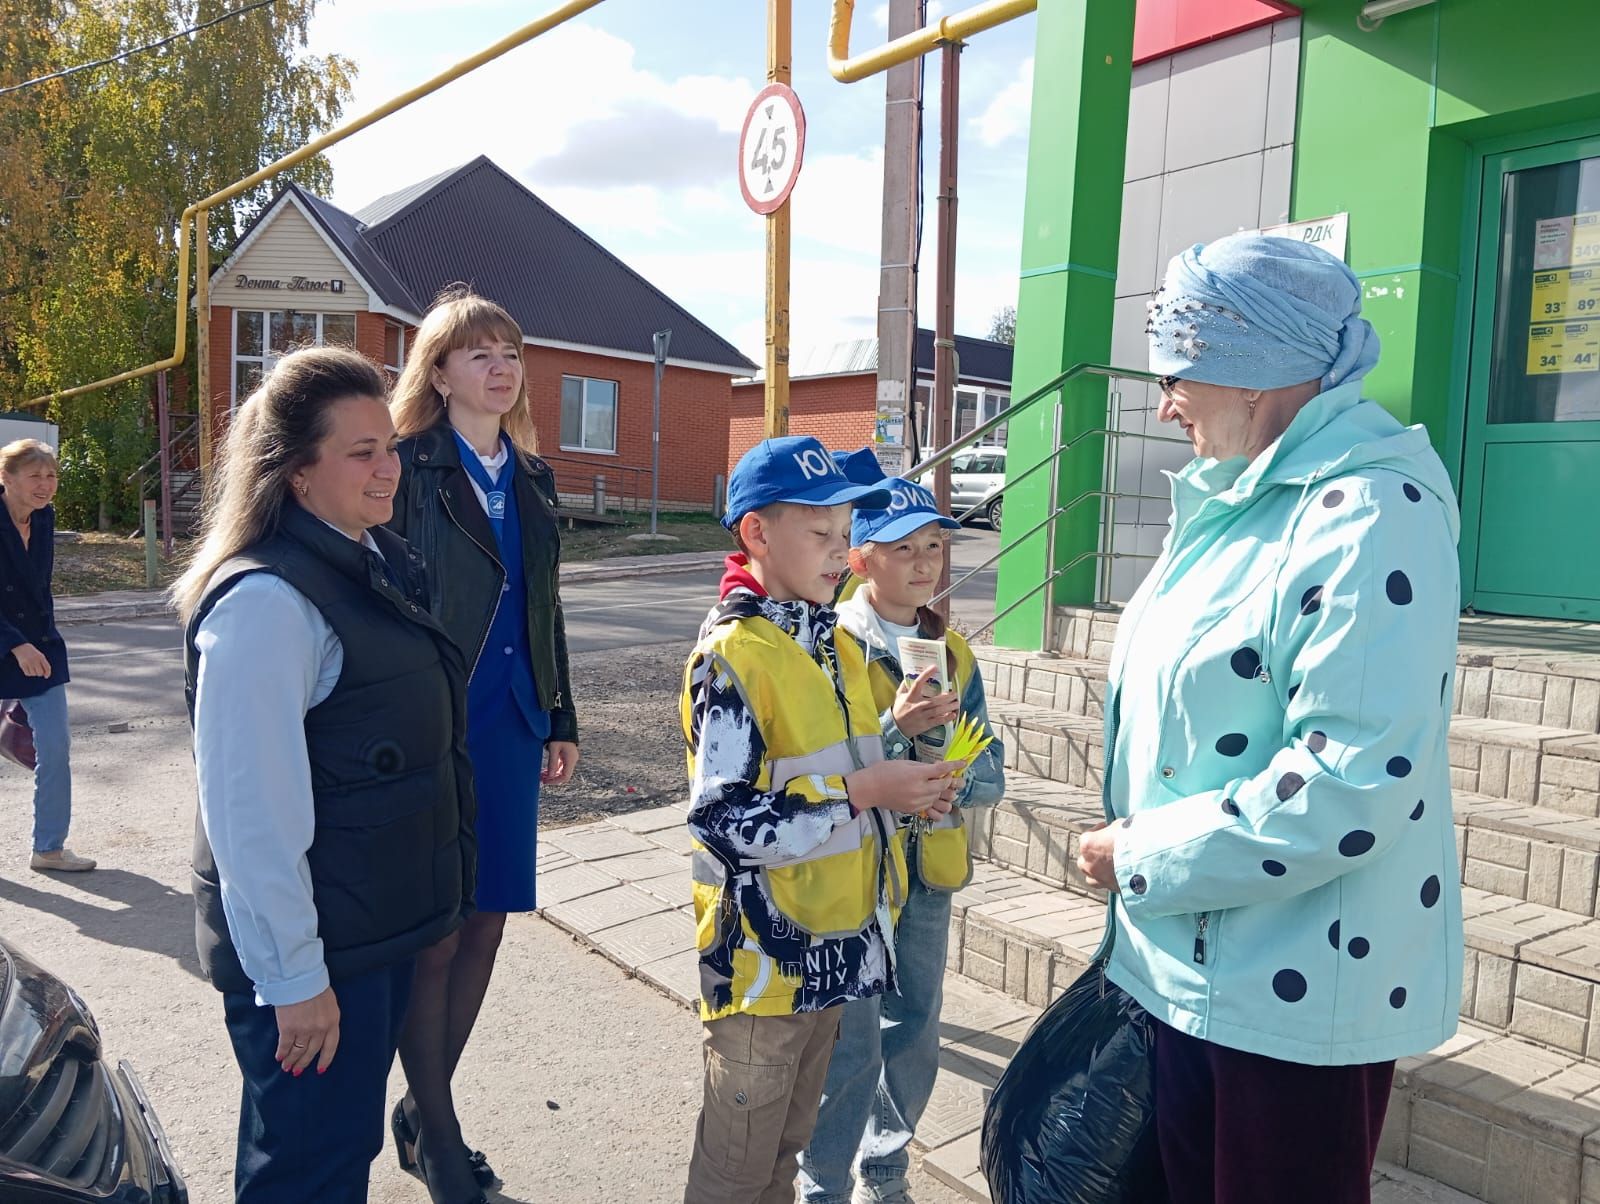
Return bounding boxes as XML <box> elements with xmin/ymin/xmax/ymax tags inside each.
<box><xmin>800</xmin><ymin>465</ymin><xmax>1005</xmax><ymax>1204</ymax></box>
<box><xmin>682</xmin><ymin>436</ymin><xmax>962</xmax><ymax>1204</ymax></box>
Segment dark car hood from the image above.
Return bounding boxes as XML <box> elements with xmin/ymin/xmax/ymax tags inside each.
<box><xmin>0</xmin><ymin>939</ymin><xmax>99</xmax><ymax>1125</ymax></box>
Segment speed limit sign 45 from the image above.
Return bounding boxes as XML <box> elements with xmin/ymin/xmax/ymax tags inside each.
<box><xmin>739</xmin><ymin>83</ymin><xmax>806</xmax><ymax>215</ymax></box>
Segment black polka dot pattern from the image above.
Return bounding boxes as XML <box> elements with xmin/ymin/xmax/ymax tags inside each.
<box><xmin>1386</xmin><ymin>571</ymin><xmax>1413</xmax><ymax>605</ymax></box>
<box><xmin>1263</xmin><ymin>859</ymin><xmax>1287</xmax><ymax>877</ymax></box>
<box><xmin>1440</xmin><ymin>672</ymin><xmax>1449</xmax><ymax>704</ymax></box>
<box><xmin>1322</xmin><ymin>489</ymin><xmax>1346</xmax><ymax>508</ymax></box>
<box><xmin>1129</xmin><ymin>874</ymin><xmax>1147</xmax><ymax>895</ymax></box>
<box><xmin>1300</xmin><ymin>585</ymin><xmax>1325</xmax><ymax>616</ymax></box>
<box><xmin>1348</xmin><ymin>937</ymin><xmax>1370</xmax><ymax>959</ymax></box>
<box><xmin>1121</xmin><ymin>816</ymin><xmax>1134</xmax><ymax>829</ymax></box>
<box><xmin>1328</xmin><ymin>920</ymin><xmax>1340</xmax><ymax>949</ymax></box>
<box><xmin>1339</xmin><ymin>830</ymin><xmax>1376</xmax><ymax>857</ymax></box>
<box><xmin>1273</xmin><ymin>969</ymin><xmax>1307</xmax><ymax>1003</ymax></box>
<box><xmin>1215</xmin><ymin>733</ymin><xmax>1249</xmax><ymax>757</ymax></box>
<box><xmin>1231</xmin><ymin>648</ymin><xmax>1262</xmax><ymax>680</ymax></box>
<box><xmin>1276</xmin><ymin>773</ymin><xmax>1306</xmax><ymax>801</ymax></box>
<box><xmin>1222</xmin><ymin>798</ymin><xmax>1241</xmax><ymax>816</ymax></box>
<box><xmin>1403</xmin><ymin>482</ymin><xmax>1422</xmax><ymax>502</ymax></box>
<box><xmin>1387</xmin><ymin>756</ymin><xmax>1412</xmax><ymax>779</ymax></box>
<box><xmin>1390</xmin><ymin>987</ymin><xmax>1407</xmax><ymax>1009</ymax></box>
<box><xmin>1421</xmin><ymin>875</ymin><xmax>1440</xmax><ymax>908</ymax></box>
<box><xmin>1306</xmin><ymin>731</ymin><xmax>1328</xmax><ymax>754</ymax></box>
<box><xmin>1410</xmin><ymin>800</ymin><xmax>1425</xmax><ymax>821</ymax></box>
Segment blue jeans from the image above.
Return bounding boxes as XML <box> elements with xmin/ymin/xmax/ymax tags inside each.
<box><xmin>224</xmin><ymin>960</ymin><xmax>414</xmax><ymax>1203</ymax></box>
<box><xmin>26</xmin><ymin>685</ymin><xmax>71</xmax><ymax>853</ymax></box>
<box><xmin>797</xmin><ymin>861</ymin><xmax>953</xmax><ymax>1203</ymax></box>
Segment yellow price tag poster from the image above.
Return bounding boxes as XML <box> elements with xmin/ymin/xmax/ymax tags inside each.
<box><xmin>1533</xmin><ymin>270</ymin><xmax>1572</xmax><ymax>320</ymax></box>
<box><xmin>1566</xmin><ymin>321</ymin><xmax>1600</xmax><ymax>372</ymax></box>
<box><xmin>1572</xmin><ymin>267</ymin><xmax>1600</xmax><ymax>316</ymax></box>
<box><xmin>1529</xmin><ymin>323</ymin><xmax>1567</xmax><ymax>375</ymax></box>
<box><xmin>1573</xmin><ymin>212</ymin><xmax>1600</xmax><ymax>265</ymax></box>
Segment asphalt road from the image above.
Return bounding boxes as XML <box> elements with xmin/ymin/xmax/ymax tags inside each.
<box><xmin>54</xmin><ymin>527</ymin><xmax>1002</xmax><ymax>732</ymax></box>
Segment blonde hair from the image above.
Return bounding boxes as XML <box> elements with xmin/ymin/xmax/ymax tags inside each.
<box><xmin>390</xmin><ymin>286</ymin><xmax>539</xmax><ymax>454</ymax></box>
<box><xmin>0</xmin><ymin>438</ymin><xmax>58</xmax><ymax>477</ymax></box>
<box><xmin>171</xmin><ymin>346</ymin><xmax>388</xmax><ymax>622</ymax></box>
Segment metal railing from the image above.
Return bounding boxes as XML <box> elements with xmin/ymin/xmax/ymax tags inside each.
<box><xmin>909</xmin><ymin>362</ymin><xmax>1188</xmax><ymax>648</ymax></box>
<box><xmin>539</xmin><ymin>451</ymin><xmax>653</xmax><ymax>517</ymax></box>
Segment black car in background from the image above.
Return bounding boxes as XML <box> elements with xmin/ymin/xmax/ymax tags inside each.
<box><xmin>0</xmin><ymin>937</ymin><xmax>188</xmax><ymax>1202</ymax></box>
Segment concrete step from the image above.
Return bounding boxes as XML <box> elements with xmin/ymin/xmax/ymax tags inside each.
<box><xmin>989</xmin><ymin>608</ymin><xmax>1600</xmax><ymax>737</ymax></box>
<box><xmin>944</xmin><ymin>855</ymin><xmax>1600</xmax><ymax>1203</ymax></box>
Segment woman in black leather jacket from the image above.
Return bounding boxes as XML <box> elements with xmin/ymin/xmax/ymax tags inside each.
<box><xmin>385</xmin><ymin>289</ymin><xmax>578</xmax><ymax>1204</ymax></box>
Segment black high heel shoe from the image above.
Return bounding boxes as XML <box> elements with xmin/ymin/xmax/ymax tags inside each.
<box><xmin>414</xmin><ymin>1129</ymin><xmax>490</xmax><ymax>1204</ymax></box>
<box><xmin>393</xmin><ymin>1096</ymin><xmax>499</xmax><ymax>1190</ymax></box>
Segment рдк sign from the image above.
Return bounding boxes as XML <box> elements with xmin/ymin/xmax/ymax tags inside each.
<box><xmin>234</xmin><ymin>275</ymin><xmax>346</xmax><ymax>294</ymax></box>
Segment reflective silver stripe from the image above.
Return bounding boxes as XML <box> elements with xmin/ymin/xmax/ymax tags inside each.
<box><xmin>691</xmin><ymin>847</ymin><xmax>728</xmax><ymax>889</ymax></box>
<box><xmin>768</xmin><ymin>733</ymin><xmax>883</xmax><ymax>787</ymax></box>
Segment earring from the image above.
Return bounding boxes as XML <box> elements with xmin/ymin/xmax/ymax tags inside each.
<box><xmin>1248</xmin><ymin>399</ymin><xmax>1258</xmax><ymax>420</ymax></box>
<box><xmin>295</xmin><ymin>482</ymin><xmax>309</xmax><ymax>497</ymax></box>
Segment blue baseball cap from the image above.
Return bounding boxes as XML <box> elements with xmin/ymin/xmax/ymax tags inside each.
<box><xmin>831</xmin><ymin>446</ymin><xmax>888</xmax><ymax>485</ymax></box>
<box><xmin>851</xmin><ymin>477</ymin><xmax>961</xmax><ymax>546</ymax></box>
<box><xmin>724</xmin><ymin>436</ymin><xmax>892</xmax><ymax>531</ymax></box>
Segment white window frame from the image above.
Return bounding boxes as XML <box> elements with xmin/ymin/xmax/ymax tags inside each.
<box><xmin>230</xmin><ymin>310</ymin><xmax>357</xmax><ymax>409</ymax></box>
<box><xmin>383</xmin><ymin>320</ymin><xmax>406</xmax><ymax>379</ymax></box>
<box><xmin>559</xmin><ymin>374</ymin><xmax>620</xmax><ymax>455</ymax></box>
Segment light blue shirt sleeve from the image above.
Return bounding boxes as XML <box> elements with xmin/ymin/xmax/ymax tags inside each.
<box><xmin>192</xmin><ymin>573</ymin><xmax>343</xmax><ymax>1008</ymax></box>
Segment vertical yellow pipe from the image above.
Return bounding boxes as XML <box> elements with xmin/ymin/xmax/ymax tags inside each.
<box><xmin>765</xmin><ymin>0</ymin><xmax>792</xmax><ymax>438</ymax></box>
<box><xmin>195</xmin><ymin>209</ymin><xmax>212</xmax><ymax>479</ymax></box>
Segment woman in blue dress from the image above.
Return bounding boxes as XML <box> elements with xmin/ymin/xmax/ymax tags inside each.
<box><xmin>387</xmin><ymin>289</ymin><xmax>579</xmax><ymax>1204</ymax></box>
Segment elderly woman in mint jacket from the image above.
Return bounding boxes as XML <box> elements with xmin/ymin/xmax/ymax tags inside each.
<box><xmin>1075</xmin><ymin>234</ymin><xmax>1463</xmax><ymax>1204</ymax></box>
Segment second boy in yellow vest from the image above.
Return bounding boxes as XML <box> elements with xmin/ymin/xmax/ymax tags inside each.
<box><xmin>682</xmin><ymin>437</ymin><xmax>963</xmax><ymax>1204</ymax></box>
<box><xmin>799</xmin><ymin>467</ymin><xmax>1005</xmax><ymax>1204</ymax></box>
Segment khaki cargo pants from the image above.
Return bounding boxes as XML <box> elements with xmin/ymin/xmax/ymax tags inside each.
<box><xmin>684</xmin><ymin>1007</ymin><xmax>843</xmax><ymax>1204</ymax></box>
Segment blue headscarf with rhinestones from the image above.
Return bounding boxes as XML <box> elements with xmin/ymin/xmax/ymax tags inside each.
<box><xmin>1146</xmin><ymin>234</ymin><xmax>1379</xmax><ymax>392</ymax></box>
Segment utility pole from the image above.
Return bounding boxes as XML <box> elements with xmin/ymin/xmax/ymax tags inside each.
<box><xmin>650</xmin><ymin>329</ymin><xmax>671</xmax><ymax>535</ymax></box>
<box><xmin>765</xmin><ymin>0</ymin><xmax>792</xmax><ymax>436</ymax></box>
<box><xmin>930</xmin><ymin>38</ymin><xmax>963</xmax><ymax>616</ymax></box>
<box><xmin>874</xmin><ymin>0</ymin><xmax>925</xmax><ymax>475</ymax></box>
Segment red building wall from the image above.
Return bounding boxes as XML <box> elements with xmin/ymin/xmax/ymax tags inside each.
<box><xmin>202</xmin><ymin>313</ymin><xmax>735</xmax><ymax>510</ymax></box>
<box><xmin>728</xmin><ymin>373</ymin><xmax>877</xmax><ymax>479</ymax></box>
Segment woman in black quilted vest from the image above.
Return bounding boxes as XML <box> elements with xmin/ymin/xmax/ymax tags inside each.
<box><xmin>172</xmin><ymin>346</ymin><xmax>476</xmax><ymax>1204</ymax></box>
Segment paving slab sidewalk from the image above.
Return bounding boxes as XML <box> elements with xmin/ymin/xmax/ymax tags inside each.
<box><xmin>536</xmin><ymin>805</ymin><xmax>1482</xmax><ymax>1203</ymax></box>
<box><xmin>53</xmin><ymin>549</ymin><xmax>727</xmax><ymax>626</ymax></box>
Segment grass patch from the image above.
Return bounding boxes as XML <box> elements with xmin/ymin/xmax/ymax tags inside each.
<box><xmin>51</xmin><ymin>533</ymin><xmax>183</xmax><ymax>596</ymax></box>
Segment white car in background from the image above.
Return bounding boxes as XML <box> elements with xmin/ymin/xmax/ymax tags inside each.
<box><xmin>923</xmin><ymin>447</ymin><xmax>1005</xmax><ymax>531</ymax></box>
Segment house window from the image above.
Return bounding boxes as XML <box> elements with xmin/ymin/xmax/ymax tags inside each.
<box><xmin>560</xmin><ymin>375</ymin><xmax>618</xmax><ymax>453</ymax></box>
<box><xmin>383</xmin><ymin>321</ymin><xmax>406</xmax><ymax>379</ymax></box>
<box><xmin>232</xmin><ymin>310</ymin><xmax>359</xmax><ymax>407</ymax></box>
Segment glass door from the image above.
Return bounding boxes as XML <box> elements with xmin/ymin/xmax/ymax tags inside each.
<box><xmin>1462</xmin><ymin>136</ymin><xmax>1600</xmax><ymax>620</ymax></box>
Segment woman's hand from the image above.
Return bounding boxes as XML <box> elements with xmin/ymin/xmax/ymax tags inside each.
<box><xmin>892</xmin><ymin>665</ymin><xmax>960</xmax><ymax>738</ymax></box>
<box><xmin>10</xmin><ymin>643</ymin><xmax>50</xmax><ymax>678</ymax></box>
<box><xmin>542</xmin><ymin>741</ymin><xmax>580</xmax><ymax>786</ymax></box>
<box><xmin>1077</xmin><ymin>824</ymin><xmax>1121</xmax><ymax>892</ymax></box>
<box><xmin>274</xmin><ymin>985</ymin><xmax>340</xmax><ymax>1076</ymax></box>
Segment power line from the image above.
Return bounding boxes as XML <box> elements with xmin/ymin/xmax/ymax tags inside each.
<box><xmin>0</xmin><ymin>0</ymin><xmax>280</xmax><ymax>99</ymax></box>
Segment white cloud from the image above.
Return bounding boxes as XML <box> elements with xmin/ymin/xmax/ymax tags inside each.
<box><xmin>971</xmin><ymin>55</ymin><xmax>1033</xmax><ymax>147</ymax></box>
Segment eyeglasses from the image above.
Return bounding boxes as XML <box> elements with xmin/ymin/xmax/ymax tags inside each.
<box><xmin>1157</xmin><ymin>375</ymin><xmax>1179</xmax><ymax>401</ymax></box>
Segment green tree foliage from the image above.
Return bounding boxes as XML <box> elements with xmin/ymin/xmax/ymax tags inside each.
<box><xmin>987</xmin><ymin>304</ymin><xmax>1016</xmax><ymax>347</ymax></box>
<box><xmin>0</xmin><ymin>0</ymin><xmax>353</xmax><ymax>528</ymax></box>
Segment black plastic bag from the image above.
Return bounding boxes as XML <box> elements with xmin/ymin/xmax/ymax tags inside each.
<box><xmin>980</xmin><ymin>959</ymin><xmax>1168</xmax><ymax>1204</ymax></box>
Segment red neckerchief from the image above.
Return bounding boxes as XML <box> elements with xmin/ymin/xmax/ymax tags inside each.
<box><xmin>719</xmin><ymin>553</ymin><xmax>768</xmax><ymax>600</ymax></box>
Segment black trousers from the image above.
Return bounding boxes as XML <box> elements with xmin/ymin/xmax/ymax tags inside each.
<box><xmin>223</xmin><ymin>960</ymin><xmax>415</xmax><ymax>1204</ymax></box>
<box><xmin>1155</xmin><ymin>1020</ymin><xmax>1394</xmax><ymax>1204</ymax></box>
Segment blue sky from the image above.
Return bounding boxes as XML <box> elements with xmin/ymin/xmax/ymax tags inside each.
<box><xmin>306</xmin><ymin>0</ymin><xmax>1038</xmax><ymax>363</ymax></box>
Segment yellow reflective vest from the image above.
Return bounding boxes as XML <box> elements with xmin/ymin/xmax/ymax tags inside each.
<box><xmin>683</xmin><ymin>607</ymin><xmax>909</xmax><ymax>1018</ymax></box>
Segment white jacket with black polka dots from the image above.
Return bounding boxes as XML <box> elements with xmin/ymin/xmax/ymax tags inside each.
<box><xmin>1105</xmin><ymin>379</ymin><xmax>1464</xmax><ymax>1067</ymax></box>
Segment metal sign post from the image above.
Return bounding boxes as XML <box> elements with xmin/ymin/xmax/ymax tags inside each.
<box><xmin>743</xmin><ymin>1</ymin><xmax>805</xmax><ymax>437</ymax></box>
<box><xmin>650</xmin><ymin>329</ymin><xmax>671</xmax><ymax>535</ymax></box>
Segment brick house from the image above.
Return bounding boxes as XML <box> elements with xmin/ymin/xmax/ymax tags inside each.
<box><xmin>205</xmin><ymin>156</ymin><xmax>756</xmax><ymax>511</ymax></box>
<box><xmin>728</xmin><ymin>329</ymin><xmax>1014</xmax><ymax>477</ymax></box>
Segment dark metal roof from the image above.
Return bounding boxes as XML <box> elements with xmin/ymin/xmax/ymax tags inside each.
<box><xmin>361</xmin><ymin>156</ymin><xmax>756</xmax><ymax>371</ymax></box>
<box><xmin>914</xmin><ymin>328</ymin><xmax>1014</xmax><ymax>385</ymax></box>
<box><xmin>216</xmin><ymin>158</ymin><xmax>755</xmax><ymax>373</ymax></box>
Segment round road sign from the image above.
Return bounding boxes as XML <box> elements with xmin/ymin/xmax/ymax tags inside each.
<box><xmin>738</xmin><ymin>82</ymin><xmax>806</xmax><ymax>215</ymax></box>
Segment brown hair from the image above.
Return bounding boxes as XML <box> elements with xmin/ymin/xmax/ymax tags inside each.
<box><xmin>390</xmin><ymin>286</ymin><xmax>539</xmax><ymax>453</ymax></box>
<box><xmin>0</xmin><ymin>438</ymin><xmax>58</xmax><ymax>477</ymax></box>
<box><xmin>171</xmin><ymin>346</ymin><xmax>388</xmax><ymax>622</ymax></box>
